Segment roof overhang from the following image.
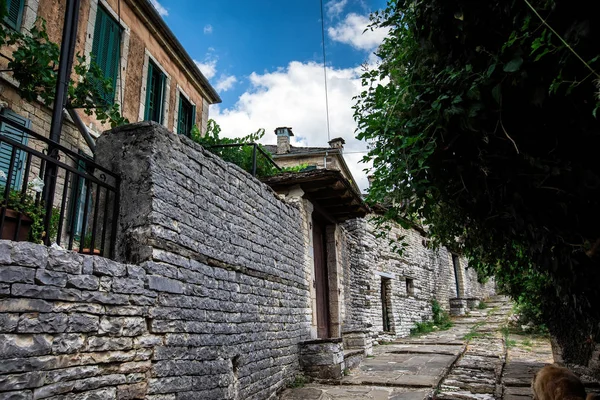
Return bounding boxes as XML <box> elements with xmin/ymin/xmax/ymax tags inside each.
<box><xmin>261</xmin><ymin>170</ymin><xmax>370</xmax><ymax>222</ymax></box>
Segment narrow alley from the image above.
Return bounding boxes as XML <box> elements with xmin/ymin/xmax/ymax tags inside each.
<box><xmin>280</xmin><ymin>296</ymin><xmax>560</xmax><ymax>400</ymax></box>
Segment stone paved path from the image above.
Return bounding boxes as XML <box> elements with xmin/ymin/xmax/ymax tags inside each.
<box><xmin>279</xmin><ymin>296</ymin><xmax>556</xmax><ymax>400</ymax></box>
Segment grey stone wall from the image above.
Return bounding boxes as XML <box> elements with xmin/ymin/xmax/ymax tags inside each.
<box><xmin>0</xmin><ymin>122</ymin><xmax>312</xmax><ymax>399</ymax></box>
<box><xmin>342</xmin><ymin>216</ymin><xmax>495</xmax><ymax>339</ymax></box>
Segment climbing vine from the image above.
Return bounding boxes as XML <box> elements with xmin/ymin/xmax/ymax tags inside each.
<box><xmin>0</xmin><ymin>2</ymin><xmax>128</xmax><ymax>127</ymax></box>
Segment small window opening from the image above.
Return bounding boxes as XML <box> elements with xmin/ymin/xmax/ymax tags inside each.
<box><xmin>406</xmin><ymin>278</ymin><xmax>414</xmax><ymax>296</ymax></box>
<box><xmin>381</xmin><ymin>277</ymin><xmax>393</xmax><ymax>332</ymax></box>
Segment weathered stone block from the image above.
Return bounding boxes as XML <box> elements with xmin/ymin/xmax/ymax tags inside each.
<box><xmin>47</xmin><ymin>248</ymin><xmax>81</xmax><ymax>274</ymax></box>
<box><xmin>147</xmin><ymin>276</ymin><xmax>183</xmax><ymax>294</ymax></box>
<box><xmin>99</xmin><ymin>316</ymin><xmax>146</xmax><ymax>336</ymax></box>
<box><xmin>0</xmin><ymin>313</ymin><xmax>19</xmax><ymax>332</ymax></box>
<box><xmin>11</xmin><ymin>284</ymin><xmax>82</xmax><ymax>302</ymax></box>
<box><xmin>112</xmin><ymin>278</ymin><xmax>145</xmax><ymax>294</ymax></box>
<box><xmin>0</xmin><ymin>266</ymin><xmax>35</xmax><ymax>284</ymax></box>
<box><xmin>148</xmin><ymin>376</ymin><xmax>192</xmax><ymax>394</ymax></box>
<box><xmin>0</xmin><ymin>334</ymin><xmax>52</xmax><ymax>358</ymax></box>
<box><xmin>10</xmin><ymin>242</ymin><xmax>48</xmax><ymax>268</ymax></box>
<box><xmin>0</xmin><ymin>298</ymin><xmax>52</xmax><ymax>313</ymax></box>
<box><xmin>0</xmin><ymin>240</ymin><xmax>12</xmax><ymax>264</ymax></box>
<box><xmin>0</xmin><ymin>283</ymin><xmax>9</xmax><ymax>296</ymax></box>
<box><xmin>52</xmin><ymin>333</ymin><xmax>86</xmax><ymax>354</ymax></box>
<box><xmin>0</xmin><ymin>390</ymin><xmax>33</xmax><ymax>400</ymax></box>
<box><xmin>127</xmin><ymin>265</ymin><xmax>146</xmax><ymax>279</ymax></box>
<box><xmin>67</xmin><ymin>274</ymin><xmax>100</xmax><ymax>290</ymax></box>
<box><xmin>35</xmin><ymin>269</ymin><xmax>68</xmax><ymax>287</ymax></box>
<box><xmin>67</xmin><ymin>313</ymin><xmax>99</xmax><ymax>332</ymax></box>
<box><xmin>117</xmin><ymin>382</ymin><xmax>147</xmax><ymax>400</ymax></box>
<box><xmin>18</xmin><ymin>313</ymin><xmax>68</xmax><ymax>333</ymax></box>
<box><xmin>86</xmin><ymin>336</ymin><xmax>133</xmax><ymax>352</ymax></box>
<box><xmin>94</xmin><ymin>257</ymin><xmax>127</xmax><ymax>277</ymax></box>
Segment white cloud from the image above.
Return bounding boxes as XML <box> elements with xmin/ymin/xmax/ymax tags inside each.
<box><xmin>150</xmin><ymin>0</ymin><xmax>168</xmax><ymax>17</ymax></box>
<box><xmin>215</xmin><ymin>75</ymin><xmax>238</xmax><ymax>92</ymax></box>
<box><xmin>328</xmin><ymin>13</ymin><xmax>389</xmax><ymax>51</ymax></box>
<box><xmin>210</xmin><ymin>61</ymin><xmax>374</xmax><ymax>192</ymax></box>
<box><xmin>204</xmin><ymin>24</ymin><xmax>213</xmax><ymax>34</ymax></box>
<box><xmin>194</xmin><ymin>59</ymin><xmax>217</xmax><ymax>80</ymax></box>
<box><xmin>326</xmin><ymin>0</ymin><xmax>348</xmax><ymax>19</ymax></box>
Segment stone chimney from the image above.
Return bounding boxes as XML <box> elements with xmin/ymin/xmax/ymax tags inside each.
<box><xmin>328</xmin><ymin>137</ymin><xmax>345</xmax><ymax>151</ymax></box>
<box><xmin>275</xmin><ymin>127</ymin><xmax>294</xmax><ymax>154</ymax></box>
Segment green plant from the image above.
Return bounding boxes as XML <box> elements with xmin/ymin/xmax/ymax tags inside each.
<box><xmin>477</xmin><ymin>301</ymin><xmax>488</xmax><ymax>310</ymax></box>
<box><xmin>356</xmin><ymin>0</ymin><xmax>600</xmax><ymax>365</ymax></box>
<box><xmin>0</xmin><ymin>8</ymin><xmax>128</xmax><ymax>127</ymax></box>
<box><xmin>411</xmin><ymin>300</ymin><xmax>453</xmax><ymax>336</ymax></box>
<box><xmin>1</xmin><ymin>185</ymin><xmax>46</xmax><ymax>243</ymax></box>
<box><xmin>288</xmin><ymin>375</ymin><xmax>307</xmax><ymax>388</ymax></box>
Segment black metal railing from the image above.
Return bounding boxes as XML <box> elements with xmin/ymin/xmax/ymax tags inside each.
<box><xmin>207</xmin><ymin>143</ymin><xmax>281</xmax><ymax>177</ymax></box>
<box><xmin>0</xmin><ymin>114</ymin><xmax>120</xmax><ymax>258</ymax></box>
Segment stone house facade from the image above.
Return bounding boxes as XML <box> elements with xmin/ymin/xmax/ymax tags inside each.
<box><xmin>0</xmin><ymin>122</ymin><xmax>495</xmax><ymax>398</ymax></box>
<box><xmin>1</xmin><ymin>0</ymin><xmax>220</xmax><ymax>248</ymax></box>
<box><xmin>263</xmin><ymin>128</ymin><xmax>496</xmax><ymax>343</ymax></box>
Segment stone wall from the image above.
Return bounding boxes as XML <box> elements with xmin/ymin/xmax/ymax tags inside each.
<box><xmin>0</xmin><ymin>122</ymin><xmax>312</xmax><ymax>399</ymax></box>
<box><xmin>342</xmin><ymin>216</ymin><xmax>495</xmax><ymax>339</ymax></box>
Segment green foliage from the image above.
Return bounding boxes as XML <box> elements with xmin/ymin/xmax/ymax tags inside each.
<box><xmin>0</xmin><ymin>13</ymin><xmax>128</xmax><ymax>127</ymax></box>
<box><xmin>411</xmin><ymin>299</ymin><xmax>453</xmax><ymax>336</ymax></box>
<box><xmin>357</xmin><ymin>0</ymin><xmax>600</xmax><ymax>363</ymax></box>
<box><xmin>288</xmin><ymin>375</ymin><xmax>307</xmax><ymax>388</ymax></box>
<box><xmin>0</xmin><ymin>185</ymin><xmax>58</xmax><ymax>243</ymax></box>
<box><xmin>191</xmin><ymin>120</ymin><xmax>304</xmax><ymax>177</ymax></box>
<box><xmin>477</xmin><ymin>301</ymin><xmax>488</xmax><ymax>310</ymax></box>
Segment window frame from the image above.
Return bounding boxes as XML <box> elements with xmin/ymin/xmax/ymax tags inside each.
<box><xmin>91</xmin><ymin>4</ymin><xmax>122</xmax><ymax>105</ymax></box>
<box><xmin>176</xmin><ymin>92</ymin><xmax>196</xmax><ymax>137</ymax></box>
<box><xmin>0</xmin><ymin>108</ymin><xmax>30</xmax><ymax>191</ymax></box>
<box><xmin>144</xmin><ymin>60</ymin><xmax>166</xmax><ymax>123</ymax></box>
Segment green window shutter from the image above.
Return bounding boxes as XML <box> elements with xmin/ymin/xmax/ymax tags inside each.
<box><xmin>3</xmin><ymin>0</ymin><xmax>25</xmax><ymax>30</ymax></box>
<box><xmin>144</xmin><ymin>61</ymin><xmax>166</xmax><ymax>123</ymax></box>
<box><xmin>176</xmin><ymin>94</ymin><xmax>194</xmax><ymax>137</ymax></box>
<box><xmin>144</xmin><ymin>62</ymin><xmax>154</xmax><ymax>121</ymax></box>
<box><xmin>91</xmin><ymin>6</ymin><xmax>121</xmax><ymax>104</ymax></box>
<box><xmin>0</xmin><ymin>109</ymin><xmax>30</xmax><ymax>190</ymax></box>
<box><xmin>68</xmin><ymin>152</ymin><xmax>91</xmax><ymax>237</ymax></box>
<box><xmin>177</xmin><ymin>96</ymin><xmax>184</xmax><ymax>135</ymax></box>
<box><xmin>191</xmin><ymin>104</ymin><xmax>196</xmax><ymax>134</ymax></box>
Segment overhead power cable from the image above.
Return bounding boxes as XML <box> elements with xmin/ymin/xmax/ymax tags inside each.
<box><xmin>319</xmin><ymin>0</ymin><xmax>331</xmax><ymax>142</ymax></box>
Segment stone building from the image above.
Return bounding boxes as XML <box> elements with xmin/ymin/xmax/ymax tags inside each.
<box><xmin>1</xmin><ymin>0</ymin><xmax>220</xmax><ymax>248</ymax></box>
<box><xmin>262</xmin><ymin>128</ymin><xmax>496</xmax><ymax>344</ymax></box>
<box><xmin>0</xmin><ymin>122</ymin><xmax>495</xmax><ymax>398</ymax></box>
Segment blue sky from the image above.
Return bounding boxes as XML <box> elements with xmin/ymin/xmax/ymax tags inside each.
<box><xmin>151</xmin><ymin>0</ymin><xmax>389</xmax><ymax>191</ymax></box>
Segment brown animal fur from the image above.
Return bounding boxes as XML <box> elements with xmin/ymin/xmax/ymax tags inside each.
<box><xmin>532</xmin><ymin>364</ymin><xmax>594</xmax><ymax>400</ymax></box>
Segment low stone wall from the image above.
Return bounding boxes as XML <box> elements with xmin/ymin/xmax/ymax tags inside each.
<box><xmin>0</xmin><ymin>122</ymin><xmax>312</xmax><ymax>399</ymax></box>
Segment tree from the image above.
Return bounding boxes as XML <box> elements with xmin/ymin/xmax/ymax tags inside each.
<box><xmin>0</xmin><ymin>0</ymin><xmax>127</xmax><ymax>127</ymax></box>
<box><xmin>356</xmin><ymin>0</ymin><xmax>600</xmax><ymax>365</ymax></box>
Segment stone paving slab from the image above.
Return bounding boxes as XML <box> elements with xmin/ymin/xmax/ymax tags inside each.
<box><xmin>279</xmin><ymin>384</ymin><xmax>431</xmax><ymax>400</ymax></box>
<box><xmin>384</xmin><ymin>344</ymin><xmax>464</xmax><ymax>356</ymax></box>
<box><xmin>342</xmin><ymin>353</ymin><xmax>456</xmax><ymax>387</ymax></box>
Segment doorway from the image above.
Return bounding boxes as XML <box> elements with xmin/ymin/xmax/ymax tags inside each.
<box><xmin>313</xmin><ymin>218</ymin><xmax>331</xmax><ymax>338</ymax></box>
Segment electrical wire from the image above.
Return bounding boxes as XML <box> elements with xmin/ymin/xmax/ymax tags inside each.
<box><xmin>319</xmin><ymin>0</ymin><xmax>331</xmax><ymax>142</ymax></box>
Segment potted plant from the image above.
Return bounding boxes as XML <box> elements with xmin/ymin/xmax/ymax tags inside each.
<box><xmin>0</xmin><ymin>175</ymin><xmax>57</xmax><ymax>243</ymax></box>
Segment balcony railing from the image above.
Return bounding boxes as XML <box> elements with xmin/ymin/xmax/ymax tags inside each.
<box><xmin>0</xmin><ymin>114</ymin><xmax>120</xmax><ymax>258</ymax></box>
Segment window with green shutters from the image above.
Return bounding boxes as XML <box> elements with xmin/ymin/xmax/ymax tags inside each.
<box><xmin>144</xmin><ymin>61</ymin><xmax>166</xmax><ymax>123</ymax></box>
<box><xmin>3</xmin><ymin>0</ymin><xmax>25</xmax><ymax>30</ymax></box>
<box><xmin>91</xmin><ymin>6</ymin><xmax>122</xmax><ymax>105</ymax></box>
<box><xmin>177</xmin><ymin>94</ymin><xmax>196</xmax><ymax>137</ymax></box>
<box><xmin>0</xmin><ymin>109</ymin><xmax>30</xmax><ymax>190</ymax></box>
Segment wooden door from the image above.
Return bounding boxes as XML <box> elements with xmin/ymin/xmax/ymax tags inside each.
<box><xmin>313</xmin><ymin>220</ymin><xmax>330</xmax><ymax>338</ymax></box>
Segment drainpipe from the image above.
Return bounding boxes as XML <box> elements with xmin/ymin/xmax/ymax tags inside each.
<box><xmin>324</xmin><ymin>150</ymin><xmax>328</xmax><ymax>169</ymax></box>
<box><xmin>64</xmin><ymin>108</ymin><xmax>96</xmax><ymax>153</ymax></box>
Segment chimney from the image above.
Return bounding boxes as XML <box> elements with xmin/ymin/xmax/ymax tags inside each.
<box><xmin>328</xmin><ymin>137</ymin><xmax>345</xmax><ymax>151</ymax></box>
<box><xmin>275</xmin><ymin>127</ymin><xmax>294</xmax><ymax>154</ymax></box>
